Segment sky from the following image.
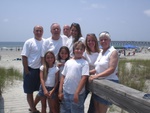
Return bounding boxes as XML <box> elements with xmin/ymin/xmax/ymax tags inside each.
<box><xmin>0</xmin><ymin>0</ymin><xmax>150</xmax><ymax>42</ymax></box>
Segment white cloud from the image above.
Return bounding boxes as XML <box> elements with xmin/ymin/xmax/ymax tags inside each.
<box><xmin>144</xmin><ymin>9</ymin><xmax>150</xmax><ymax>17</ymax></box>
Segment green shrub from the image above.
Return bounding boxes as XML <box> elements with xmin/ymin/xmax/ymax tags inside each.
<box><xmin>0</xmin><ymin>67</ymin><xmax>22</xmax><ymax>95</ymax></box>
<box><xmin>118</xmin><ymin>59</ymin><xmax>150</xmax><ymax>92</ymax></box>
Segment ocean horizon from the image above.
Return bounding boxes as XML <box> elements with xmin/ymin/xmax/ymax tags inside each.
<box><xmin>0</xmin><ymin>41</ymin><xmax>150</xmax><ymax>50</ymax></box>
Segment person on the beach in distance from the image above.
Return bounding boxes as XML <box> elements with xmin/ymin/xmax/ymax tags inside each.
<box><xmin>63</xmin><ymin>25</ymin><xmax>71</xmax><ymax>38</ymax></box>
<box><xmin>42</xmin><ymin>23</ymin><xmax>68</xmax><ymax>58</ymax></box>
<box><xmin>83</xmin><ymin>33</ymin><xmax>100</xmax><ymax>113</ymax></box>
<box><xmin>39</xmin><ymin>51</ymin><xmax>59</xmax><ymax>113</ymax></box>
<box><xmin>21</xmin><ymin>25</ymin><xmax>45</xmax><ymax>113</ymax></box>
<box><xmin>66</xmin><ymin>23</ymin><xmax>85</xmax><ymax>57</ymax></box>
<box><xmin>89</xmin><ymin>31</ymin><xmax>119</xmax><ymax>113</ymax></box>
<box><xmin>58</xmin><ymin>41</ymin><xmax>89</xmax><ymax>113</ymax></box>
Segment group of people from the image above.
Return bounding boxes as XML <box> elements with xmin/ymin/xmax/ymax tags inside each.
<box><xmin>21</xmin><ymin>23</ymin><xmax>119</xmax><ymax>113</ymax></box>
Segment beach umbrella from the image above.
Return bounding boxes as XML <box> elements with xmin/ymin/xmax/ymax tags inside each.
<box><xmin>123</xmin><ymin>44</ymin><xmax>137</xmax><ymax>49</ymax></box>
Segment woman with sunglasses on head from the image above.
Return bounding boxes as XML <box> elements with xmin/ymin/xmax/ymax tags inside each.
<box><xmin>66</xmin><ymin>23</ymin><xmax>85</xmax><ymax>57</ymax></box>
<box><xmin>89</xmin><ymin>31</ymin><xmax>119</xmax><ymax>113</ymax></box>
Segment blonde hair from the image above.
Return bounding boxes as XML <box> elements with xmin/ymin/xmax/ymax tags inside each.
<box><xmin>43</xmin><ymin>51</ymin><xmax>55</xmax><ymax>81</ymax></box>
<box><xmin>85</xmin><ymin>33</ymin><xmax>100</xmax><ymax>54</ymax></box>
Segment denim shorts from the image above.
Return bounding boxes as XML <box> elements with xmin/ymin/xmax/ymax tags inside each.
<box><xmin>23</xmin><ymin>67</ymin><xmax>40</xmax><ymax>94</ymax></box>
<box><xmin>92</xmin><ymin>79</ymin><xmax>119</xmax><ymax>105</ymax></box>
<box><xmin>60</xmin><ymin>90</ymin><xmax>85</xmax><ymax>113</ymax></box>
<box><xmin>38</xmin><ymin>85</ymin><xmax>56</xmax><ymax>99</ymax></box>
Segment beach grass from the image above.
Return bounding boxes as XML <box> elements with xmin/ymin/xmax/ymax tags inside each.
<box><xmin>0</xmin><ymin>67</ymin><xmax>22</xmax><ymax>95</ymax></box>
<box><xmin>118</xmin><ymin>59</ymin><xmax>150</xmax><ymax>92</ymax></box>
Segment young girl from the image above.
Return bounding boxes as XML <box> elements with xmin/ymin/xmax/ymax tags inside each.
<box><xmin>58</xmin><ymin>41</ymin><xmax>89</xmax><ymax>113</ymax></box>
<box><xmin>57</xmin><ymin>46</ymin><xmax>70</xmax><ymax>80</ymax></box>
<box><xmin>38</xmin><ymin>51</ymin><xmax>59</xmax><ymax>113</ymax></box>
<box><xmin>56</xmin><ymin>46</ymin><xmax>70</xmax><ymax>111</ymax></box>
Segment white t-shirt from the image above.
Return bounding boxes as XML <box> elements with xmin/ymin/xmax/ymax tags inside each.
<box><xmin>40</xmin><ymin>65</ymin><xmax>59</xmax><ymax>87</ymax></box>
<box><xmin>21</xmin><ymin>38</ymin><xmax>45</xmax><ymax>69</ymax></box>
<box><xmin>42</xmin><ymin>36</ymin><xmax>68</xmax><ymax>57</ymax></box>
<box><xmin>66</xmin><ymin>36</ymin><xmax>85</xmax><ymax>57</ymax></box>
<box><xmin>94</xmin><ymin>46</ymin><xmax>118</xmax><ymax>80</ymax></box>
<box><xmin>62</xmin><ymin>58</ymin><xmax>89</xmax><ymax>94</ymax></box>
<box><xmin>83</xmin><ymin>51</ymin><xmax>99</xmax><ymax>70</ymax></box>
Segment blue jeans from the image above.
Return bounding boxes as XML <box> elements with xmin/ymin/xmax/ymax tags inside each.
<box><xmin>60</xmin><ymin>90</ymin><xmax>85</xmax><ymax>113</ymax></box>
<box><xmin>38</xmin><ymin>85</ymin><xmax>56</xmax><ymax>99</ymax></box>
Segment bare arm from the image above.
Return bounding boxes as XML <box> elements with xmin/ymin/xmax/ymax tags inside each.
<box><xmin>74</xmin><ymin>75</ymin><xmax>88</xmax><ymax>103</ymax></box>
<box><xmin>58</xmin><ymin>75</ymin><xmax>65</xmax><ymax>101</ymax></box>
<box><xmin>40</xmin><ymin>70</ymin><xmax>49</xmax><ymax>96</ymax></box>
<box><xmin>22</xmin><ymin>56</ymin><xmax>29</xmax><ymax>74</ymax></box>
<box><xmin>89</xmin><ymin>69</ymin><xmax>96</xmax><ymax>75</ymax></box>
<box><xmin>89</xmin><ymin>50</ymin><xmax>118</xmax><ymax>81</ymax></box>
<box><xmin>48</xmin><ymin>71</ymin><xmax>59</xmax><ymax>97</ymax></box>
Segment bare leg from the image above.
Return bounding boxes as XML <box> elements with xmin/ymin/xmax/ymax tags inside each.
<box><xmin>27</xmin><ymin>93</ymin><xmax>37</xmax><ymax>112</ymax></box>
<box><xmin>48</xmin><ymin>98</ymin><xmax>59</xmax><ymax>113</ymax></box>
<box><xmin>41</xmin><ymin>97</ymin><xmax>47</xmax><ymax>113</ymax></box>
<box><xmin>94</xmin><ymin>100</ymin><xmax>108</xmax><ymax>113</ymax></box>
<box><xmin>34</xmin><ymin>94</ymin><xmax>41</xmax><ymax>108</ymax></box>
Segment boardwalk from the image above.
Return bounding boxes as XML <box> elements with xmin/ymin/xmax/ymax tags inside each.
<box><xmin>0</xmin><ymin>80</ymin><xmax>90</xmax><ymax>113</ymax></box>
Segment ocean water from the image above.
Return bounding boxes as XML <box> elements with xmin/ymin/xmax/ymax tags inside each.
<box><xmin>0</xmin><ymin>41</ymin><xmax>150</xmax><ymax>51</ymax></box>
<box><xmin>0</xmin><ymin>42</ymin><xmax>24</xmax><ymax>51</ymax></box>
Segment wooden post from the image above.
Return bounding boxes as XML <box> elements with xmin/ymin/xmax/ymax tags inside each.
<box><xmin>87</xmin><ymin>79</ymin><xmax>150</xmax><ymax>113</ymax></box>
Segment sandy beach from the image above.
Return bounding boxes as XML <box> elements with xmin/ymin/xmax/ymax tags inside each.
<box><xmin>0</xmin><ymin>49</ymin><xmax>150</xmax><ymax>113</ymax></box>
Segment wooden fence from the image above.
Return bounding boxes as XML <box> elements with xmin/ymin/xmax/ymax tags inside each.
<box><xmin>87</xmin><ymin>79</ymin><xmax>150</xmax><ymax>113</ymax></box>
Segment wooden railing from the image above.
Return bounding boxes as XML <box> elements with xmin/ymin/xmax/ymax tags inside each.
<box><xmin>87</xmin><ymin>79</ymin><xmax>150</xmax><ymax>113</ymax></box>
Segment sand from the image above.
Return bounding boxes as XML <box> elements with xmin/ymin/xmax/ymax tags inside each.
<box><xmin>0</xmin><ymin>50</ymin><xmax>23</xmax><ymax>72</ymax></box>
<box><xmin>0</xmin><ymin>49</ymin><xmax>150</xmax><ymax>113</ymax></box>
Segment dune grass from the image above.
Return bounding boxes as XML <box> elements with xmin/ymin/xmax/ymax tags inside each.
<box><xmin>118</xmin><ymin>59</ymin><xmax>150</xmax><ymax>92</ymax></box>
<box><xmin>0</xmin><ymin>67</ymin><xmax>22</xmax><ymax>95</ymax></box>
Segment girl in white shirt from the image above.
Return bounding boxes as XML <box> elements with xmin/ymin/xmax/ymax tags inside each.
<box><xmin>38</xmin><ymin>51</ymin><xmax>59</xmax><ymax>113</ymax></box>
<box><xmin>56</xmin><ymin>46</ymin><xmax>70</xmax><ymax>80</ymax></box>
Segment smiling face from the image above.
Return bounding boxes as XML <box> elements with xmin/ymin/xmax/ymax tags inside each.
<box><xmin>63</xmin><ymin>25</ymin><xmax>70</xmax><ymax>37</ymax></box>
<box><xmin>99</xmin><ymin>32</ymin><xmax>111</xmax><ymax>50</ymax></box>
<box><xmin>73</xmin><ymin>41</ymin><xmax>85</xmax><ymax>59</ymax></box>
<box><xmin>86</xmin><ymin>34</ymin><xmax>96</xmax><ymax>52</ymax></box>
<box><xmin>59</xmin><ymin>48</ymin><xmax>69</xmax><ymax>60</ymax></box>
<box><xmin>51</xmin><ymin>23</ymin><xmax>61</xmax><ymax>38</ymax></box>
<box><xmin>71</xmin><ymin>26</ymin><xmax>78</xmax><ymax>38</ymax></box>
<box><xmin>33</xmin><ymin>25</ymin><xmax>43</xmax><ymax>40</ymax></box>
<box><xmin>45</xmin><ymin>52</ymin><xmax>55</xmax><ymax>67</ymax></box>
